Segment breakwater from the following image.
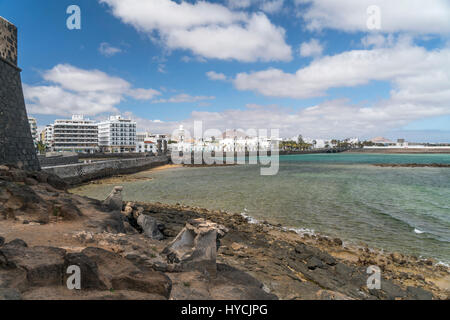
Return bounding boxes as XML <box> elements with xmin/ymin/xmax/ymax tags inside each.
<box><xmin>43</xmin><ymin>155</ymin><xmax>169</xmax><ymax>185</ymax></box>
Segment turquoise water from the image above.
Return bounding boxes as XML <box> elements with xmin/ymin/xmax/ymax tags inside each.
<box><xmin>72</xmin><ymin>153</ymin><xmax>450</xmax><ymax>263</ymax></box>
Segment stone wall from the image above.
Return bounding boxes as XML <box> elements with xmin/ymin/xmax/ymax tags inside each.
<box><xmin>38</xmin><ymin>154</ymin><xmax>80</xmax><ymax>167</ymax></box>
<box><xmin>78</xmin><ymin>152</ymin><xmax>149</xmax><ymax>160</ymax></box>
<box><xmin>42</xmin><ymin>156</ymin><xmax>169</xmax><ymax>185</ymax></box>
<box><xmin>0</xmin><ymin>18</ymin><xmax>40</xmax><ymax>171</ymax></box>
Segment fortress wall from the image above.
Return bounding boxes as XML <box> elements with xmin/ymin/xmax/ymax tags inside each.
<box><xmin>0</xmin><ymin>17</ymin><xmax>40</xmax><ymax>171</ymax></box>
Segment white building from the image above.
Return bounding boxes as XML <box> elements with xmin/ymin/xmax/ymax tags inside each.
<box><xmin>98</xmin><ymin>115</ymin><xmax>136</xmax><ymax>153</ymax></box>
<box><xmin>40</xmin><ymin>125</ymin><xmax>54</xmax><ymax>148</ymax></box>
<box><xmin>170</xmin><ymin>129</ymin><xmax>277</xmax><ymax>153</ymax></box>
<box><xmin>28</xmin><ymin>117</ymin><xmax>38</xmax><ymax>145</ymax></box>
<box><xmin>52</xmin><ymin>115</ymin><xmax>98</xmax><ymax>153</ymax></box>
<box><xmin>136</xmin><ymin>132</ymin><xmax>168</xmax><ymax>153</ymax></box>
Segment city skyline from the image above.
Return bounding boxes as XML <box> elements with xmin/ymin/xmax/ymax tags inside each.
<box><xmin>1</xmin><ymin>0</ymin><xmax>450</xmax><ymax>142</ymax></box>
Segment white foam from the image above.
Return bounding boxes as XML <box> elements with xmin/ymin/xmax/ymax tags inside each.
<box><xmin>240</xmin><ymin>212</ymin><xmax>259</xmax><ymax>224</ymax></box>
<box><xmin>436</xmin><ymin>261</ymin><xmax>450</xmax><ymax>268</ymax></box>
<box><xmin>414</xmin><ymin>228</ymin><xmax>424</xmax><ymax>234</ymax></box>
<box><xmin>286</xmin><ymin>227</ymin><xmax>316</xmax><ymax>236</ymax></box>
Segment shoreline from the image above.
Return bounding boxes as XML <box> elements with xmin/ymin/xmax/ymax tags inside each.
<box><xmin>1</xmin><ymin>164</ymin><xmax>449</xmax><ymax>299</ymax></box>
<box><xmin>132</xmin><ymin>201</ymin><xmax>450</xmax><ymax>299</ymax></box>
<box><xmin>70</xmin><ymin>162</ymin><xmax>450</xmax><ymax>267</ymax></box>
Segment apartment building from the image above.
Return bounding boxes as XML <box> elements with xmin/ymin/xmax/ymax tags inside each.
<box><xmin>28</xmin><ymin>117</ymin><xmax>38</xmax><ymax>145</ymax></box>
<box><xmin>52</xmin><ymin>115</ymin><xmax>98</xmax><ymax>153</ymax></box>
<box><xmin>98</xmin><ymin>115</ymin><xmax>136</xmax><ymax>153</ymax></box>
<box><xmin>40</xmin><ymin>125</ymin><xmax>54</xmax><ymax>148</ymax></box>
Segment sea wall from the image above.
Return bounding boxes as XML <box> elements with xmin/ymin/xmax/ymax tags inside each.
<box><xmin>38</xmin><ymin>154</ymin><xmax>79</xmax><ymax>167</ymax></box>
<box><xmin>78</xmin><ymin>152</ymin><xmax>150</xmax><ymax>160</ymax></box>
<box><xmin>42</xmin><ymin>155</ymin><xmax>169</xmax><ymax>185</ymax></box>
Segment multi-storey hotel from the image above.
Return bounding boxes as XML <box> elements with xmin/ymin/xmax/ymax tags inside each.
<box><xmin>98</xmin><ymin>115</ymin><xmax>137</xmax><ymax>153</ymax></box>
<box><xmin>52</xmin><ymin>115</ymin><xmax>98</xmax><ymax>153</ymax></box>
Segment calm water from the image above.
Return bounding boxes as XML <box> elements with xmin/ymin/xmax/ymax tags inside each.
<box><xmin>72</xmin><ymin>153</ymin><xmax>450</xmax><ymax>263</ymax></box>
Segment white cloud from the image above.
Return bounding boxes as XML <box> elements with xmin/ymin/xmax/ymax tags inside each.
<box><xmin>128</xmin><ymin>88</ymin><xmax>162</xmax><ymax>100</ymax></box>
<box><xmin>24</xmin><ymin>64</ymin><xmax>160</xmax><ymax>116</ymax></box>
<box><xmin>260</xmin><ymin>0</ymin><xmax>285</xmax><ymax>14</ymax></box>
<box><xmin>299</xmin><ymin>38</ymin><xmax>324</xmax><ymax>57</ymax></box>
<box><xmin>206</xmin><ymin>71</ymin><xmax>228</xmax><ymax>81</ymax></box>
<box><xmin>296</xmin><ymin>0</ymin><xmax>450</xmax><ymax>34</ymax></box>
<box><xmin>24</xmin><ymin>84</ymin><xmax>121</xmax><ymax>117</ymax></box>
<box><xmin>42</xmin><ymin>64</ymin><xmax>129</xmax><ymax>93</ymax></box>
<box><xmin>98</xmin><ymin>42</ymin><xmax>122</xmax><ymax>57</ymax></box>
<box><xmin>123</xmin><ymin>97</ymin><xmax>450</xmax><ymax>139</ymax></box>
<box><xmin>221</xmin><ymin>41</ymin><xmax>450</xmax><ymax>137</ymax></box>
<box><xmin>226</xmin><ymin>0</ymin><xmax>285</xmax><ymax>14</ymax></box>
<box><xmin>153</xmin><ymin>94</ymin><xmax>215</xmax><ymax>104</ymax></box>
<box><xmin>227</xmin><ymin>0</ymin><xmax>252</xmax><ymax>9</ymax></box>
<box><xmin>233</xmin><ymin>42</ymin><xmax>450</xmax><ymax>102</ymax></box>
<box><xmin>361</xmin><ymin>34</ymin><xmax>394</xmax><ymax>48</ymax></box>
<box><xmin>99</xmin><ymin>0</ymin><xmax>292</xmax><ymax>62</ymax></box>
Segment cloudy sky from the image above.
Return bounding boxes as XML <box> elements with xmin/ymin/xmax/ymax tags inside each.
<box><xmin>2</xmin><ymin>0</ymin><xmax>450</xmax><ymax>141</ymax></box>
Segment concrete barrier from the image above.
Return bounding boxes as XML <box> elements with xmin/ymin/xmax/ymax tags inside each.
<box><xmin>42</xmin><ymin>155</ymin><xmax>169</xmax><ymax>185</ymax></box>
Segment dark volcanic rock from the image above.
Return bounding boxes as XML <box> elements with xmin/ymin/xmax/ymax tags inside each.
<box><xmin>82</xmin><ymin>247</ymin><xmax>172</xmax><ymax>299</ymax></box>
<box><xmin>214</xmin><ymin>263</ymin><xmax>278</xmax><ymax>300</ymax></box>
<box><xmin>0</xmin><ymin>240</ymin><xmax>173</xmax><ymax>300</ymax></box>
<box><xmin>406</xmin><ymin>286</ymin><xmax>433</xmax><ymax>300</ymax></box>
<box><xmin>0</xmin><ymin>288</ymin><xmax>22</xmax><ymax>300</ymax></box>
<box><xmin>46</xmin><ymin>173</ymin><xmax>68</xmax><ymax>191</ymax></box>
<box><xmin>5</xmin><ymin>239</ymin><xmax>28</xmax><ymax>248</ymax></box>
<box><xmin>307</xmin><ymin>256</ymin><xmax>324</xmax><ymax>270</ymax></box>
<box><xmin>63</xmin><ymin>252</ymin><xmax>107</xmax><ymax>290</ymax></box>
<box><xmin>0</xmin><ymin>245</ymin><xmax>66</xmax><ymax>287</ymax></box>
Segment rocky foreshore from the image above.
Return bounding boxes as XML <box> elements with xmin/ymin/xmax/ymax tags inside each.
<box><xmin>1</xmin><ymin>164</ymin><xmax>449</xmax><ymax>300</ymax></box>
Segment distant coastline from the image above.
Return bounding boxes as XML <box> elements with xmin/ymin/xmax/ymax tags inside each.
<box><xmin>373</xmin><ymin>163</ymin><xmax>450</xmax><ymax>168</ymax></box>
<box><xmin>346</xmin><ymin>148</ymin><xmax>450</xmax><ymax>154</ymax></box>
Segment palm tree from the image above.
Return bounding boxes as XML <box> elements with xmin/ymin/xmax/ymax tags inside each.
<box><xmin>36</xmin><ymin>141</ymin><xmax>47</xmax><ymax>155</ymax></box>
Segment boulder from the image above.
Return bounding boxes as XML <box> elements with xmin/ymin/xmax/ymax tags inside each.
<box><xmin>406</xmin><ymin>286</ymin><xmax>433</xmax><ymax>300</ymax></box>
<box><xmin>82</xmin><ymin>247</ymin><xmax>172</xmax><ymax>298</ymax></box>
<box><xmin>137</xmin><ymin>215</ymin><xmax>164</xmax><ymax>240</ymax></box>
<box><xmin>0</xmin><ymin>245</ymin><xmax>66</xmax><ymax>287</ymax></box>
<box><xmin>5</xmin><ymin>239</ymin><xmax>28</xmax><ymax>248</ymax></box>
<box><xmin>0</xmin><ymin>288</ymin><xmax>22</xmax><ymax>300</ymax></box>
<box><xmin>103</xmin><ymin>186</ymin><xmax>123</xmax><ymax>212</ymax></box>
<box><xmin>52</xmin><ymin>200</ymin><xmax>83</xmax><ymax>220</ymax></box>
<box><xmin>63</xmin><ymin>252</ymin><xmax>107</xmax><ymax>290</ymax></box>
<box><xmin>24</xmin><ymin>177</ymin><xmax>38</xmax><ymax>186</ymax></box>
<box><xmin>307</xmin><ymin>256</ymin><xmax>324</xmax><ymax>270</ymax></box>
<box><xmin>0</xmin><ymin>236</ymin><xmax>4</xmax><ymax>247</ymax></box>
<box><xmin>162</xmin><ymin>219</ymin><xmax>228</xmax><ymax>277</ymax></box>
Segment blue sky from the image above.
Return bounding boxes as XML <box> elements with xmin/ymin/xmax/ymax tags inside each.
<box><xmin>1</xmin><ymin>0</ymin><xmax>449</xmax><ymax>142</ymax></box>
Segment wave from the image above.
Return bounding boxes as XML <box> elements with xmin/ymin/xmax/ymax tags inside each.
<box><xmin>240</xmin><ymin>212</ymin><xmax>259</xmax><ymax>224</ymax></box>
